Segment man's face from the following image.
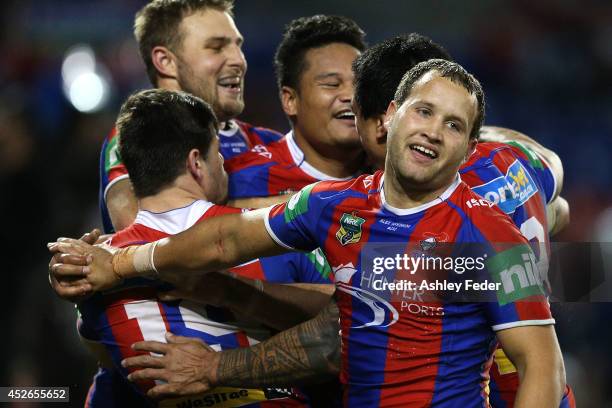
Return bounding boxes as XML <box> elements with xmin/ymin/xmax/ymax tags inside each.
<box><xmin>385</xmin><ymin>72</ymin><xmax>478</xmax><ymax>191</ymax></box>
<box><xmin>174</xmin><ymin>9</ymin><xmax>246</xmax><ymax>122</ymax></box>
<box><xmin>201</xmin><ymin>135</ymin><xmax>229</xmax><ymax>204</ymax></box>
<box><xmin>292</xmin><ymin>43</ymin><xmax>361</xmax><ymax>151</ymax></box>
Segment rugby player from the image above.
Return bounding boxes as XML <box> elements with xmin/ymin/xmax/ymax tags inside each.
<box><xmin>102</xmin><ymin>0</ymin><xmax>282</xmax><ymax>234</ymax></box>
<box><xmin>50</xmin><ymin>59</ymin><xmax>566</xmax><ymax>407</ymax></box>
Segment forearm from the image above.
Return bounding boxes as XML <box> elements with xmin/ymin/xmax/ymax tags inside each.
<box><xmin>224</xmin><ymin>280</ymin><xmax>334</xmax><ymax>331</ymax></box>
<box><xmin>514</xmin><ymin>362</ymin><xmax>565</xmax><ymax>408</ymax></box>
<box><xmin>213</xmin><ymin>300</ymin><xmax>340</xmax><ymax>388</ymax></box>
<box><xmin>227</xmin><ymin>195</ymin><xmax>290</xmax><ymax>209</ymax></box>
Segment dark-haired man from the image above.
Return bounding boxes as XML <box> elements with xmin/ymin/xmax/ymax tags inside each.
<box><xmin>102</xmin><ymin>0</ymin><xmax>282</xmax><ymax>234</ymax></box>
<box><xmin>51</xmin><ymin>60</ymin><xmax>566</xmax><ymax>407</ymax></box>
<box><xmin>82</xmin><ymin>88</ymin><xmax>318</xmax><ymax>407</ymax></box>
<box><xmin>225</xmin><ymin>15</ymin><xmax>367</xmax><ymax>202</ymax></box>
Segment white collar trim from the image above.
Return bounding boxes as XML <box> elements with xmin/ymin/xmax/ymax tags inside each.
<box><xmin>380</xmin><ymin>174</ymin><xmax>462</xmax><ymax>215</ymax></box>
<box><xmin>218</xmin><ymin>120</ymin><xmax>239</xmax><ymax>137</ymax></box>
<box><xmin>285</xmin><ymin>131</ymin><xmax>354</xmax><ymax>181</ymax></box>
<box><xmin>135</xmin><ymin>200</ymin><xmax>214</xmax><ymax>235</ymax></box>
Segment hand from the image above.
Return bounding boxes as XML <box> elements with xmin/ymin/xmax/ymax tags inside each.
<box><xmin>48</xmin><ymin>229</ymin><xmax>100</xmax><ymax>301</ymax></box>
<box><xmin>47</xmin><ymin>236</ymin><xmax>120</xmax><ymax>292</ymax></box>
<box><xmin>122</xmin><ymin>332</ymin><xmax>220</xmax><ymax>400</ymax></box>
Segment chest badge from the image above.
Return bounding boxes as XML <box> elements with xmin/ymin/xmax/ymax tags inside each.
<box><xmin>336</xmin><ymin>212</ymin><xmax>366</xmax><ymax>246</ymax></box>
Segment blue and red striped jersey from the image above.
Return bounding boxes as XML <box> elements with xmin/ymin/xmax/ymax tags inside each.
<box><xmin>80</xmin><ymin>200</ymin><xmax>322</xmax><ymax>407</ymax></box>
<box><xmin>226</xmin><ymin>131</ymin><xmax>355</xmax><ymax>200</ymax></box>
<box><xmin>99</xmin><ymin>120</ymin><xmax>282</xmax><ymax>233</ymax></box>
<box><xmin>264</xmin><ymin>171</ymin><xmax>554</xmax><ymax>407</ymax></box>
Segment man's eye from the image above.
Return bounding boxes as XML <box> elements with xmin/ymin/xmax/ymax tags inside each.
<box><xmin>416</xmin><ymin>108</ymin><xmax>431</xmax><ymax>116</ymax></box>
<box><xmin>447</xmin><ymin>121</ymin><xmax>461</xmax><ymax>132</ymax></box>
<box><xmin>322</xmin><ymin>83</ymin><xmax>340</xmax><ymax>88</ymax></box>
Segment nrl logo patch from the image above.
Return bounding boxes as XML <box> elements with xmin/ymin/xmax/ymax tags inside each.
<box><xmin>336</xmin><ymin>212</ymin><xmax>365</xmax><ymax>246</ymax></box>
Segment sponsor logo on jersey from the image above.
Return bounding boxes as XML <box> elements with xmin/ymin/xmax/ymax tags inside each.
<box><xmin>334</xmin><ymin>263</ymin><xmax>399</xmax><ymax>328</ymax></box>
<box><xmin>487</xmin><ymin>244</ymin><xmax>545</xmax><ymax>305</ymax></box>
<box><xmin>168</xmin><ymin>386</ymin><xmax>297</xmax><ymax>408</ymax></box>
<box><xmin>419</xmin><ymin>232</ymin><xmax>449</xmax><ymax>251</ymax></box>
<box><xmin>471</xmin><ymin>159</ymin><xmax>538</xmax><ymax>214</ymax></box>
<box><xmin>336</xmin><ymin>212</ymin><xmax>366</xmax><ymax>245</ymax></box>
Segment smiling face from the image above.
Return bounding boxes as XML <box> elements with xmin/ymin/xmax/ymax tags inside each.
<box><xmin>174</xmin><ymin>9</ymin><xmax>246</xmax><ymax>122</ymax></box>
<box><xmin>385</xmin><ymin>72</ymin><xmax>478</xmax><ymax>191</ymax></box>
<box><xmin>291</xmin><ymin>42</ymin><xmax>361</xmax><ymax>151</ymax></box>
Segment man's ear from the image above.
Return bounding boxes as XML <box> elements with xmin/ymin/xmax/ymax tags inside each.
<box><xmin>280</xmin><ymin>86</ymin><xmax>299</xmax><ymax>117</ymax></box>
<box><xmin>383</xmin><ymin>100</ymin><xmax>398</xmax><ymax>134</ymax></box>
<box><xmin>151</xmin><ymin>46</ymin><xmax>179</xmax><ymax>80</ymax></box>
<box><xmin>186</xmin><ymin>148</ymin><xmax>203</xmax><ymax>178</ymax></box>
<box><xmin>465</xmin><ymin>138</ymin><xmax>478</xmax><ymax>162</ymax></box>
<box><xmin>374</xmin><ymin>113</ymin><xmax>388</xmax><ymax>145</ymax></box>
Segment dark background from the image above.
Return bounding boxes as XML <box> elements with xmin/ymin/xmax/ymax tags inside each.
<box><xmin>1</xmin><ymin>0</ymin><xmax>611</xmax><ymax>406</ymax></box>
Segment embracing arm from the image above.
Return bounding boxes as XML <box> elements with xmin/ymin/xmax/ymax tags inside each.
<box><xmin>480</xmin><ymin>125</ymin><xmax>564</xmax><ymax>197</ymax></box>
<box><xmin>123</xmin><ymin>300</ymin><xmax>341</xmax><ymax>399</ymax></box>
<box><xmin>496</xmin><ymin>325</ymin><xmax>565</xmax><ymax>408</ymax></box>
<box><xmin>227</xmin><ymin>194</ymin><xmax>290</xmax><ymax>209</ymax></box>
<box><xmin>214</xmin><ymin>299</ymin><xmax>340</xmax><ymax>387</ymax></box>
<box><xmin>106</xmin><ymin>178</ymin><xmax>138</xmax><ymax>231</ymax></box>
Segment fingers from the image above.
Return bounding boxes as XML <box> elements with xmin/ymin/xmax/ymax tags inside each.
<box><xmin>50</xmin><ymin>262</ymin><xmax>89</xmax><ymax>278</ymax></box>
<box><xmin>47</xmin><ymin>241</ymin><xmax>89</xmax><ymax>256</ymax></box>
<box><xmin>52</xmin><ymin>282</ymin><xmax>92</xmax><ymax>299</ymax></box>
<box><xmin>58</xmin><ymin>253</ymin><xmax>90</xmax><ymax>266</ymax></box>
<box><xmin>81</xmin><ymin>229</ymin><xmax>102</xmax><ymax>245</ymax></box>
<box><xmin>132</xmin><ymin>340</ymin><xmax>170</xmax><ymax>355</ymax></box>
<box><xmin>122</xmin><ymin>354</ymin><xmax>165</xmax><ymax>370</ymax></box>
<box><xmin>127</xmin><ymin>367</ymin><xmax>166</xmax><ymax>383</ymax></box>
<box><xmin>165</xmin><ymin>332</ymin><xmax>204</xmax><ymax>346</ymax></box>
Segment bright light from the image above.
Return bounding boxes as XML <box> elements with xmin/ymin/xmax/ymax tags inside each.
<box><xmin>62</xmin><ymin>45</ymin><xmax>96</xmax><ymax>84</ymax></box>
<box><xmin>68</xmin><ymin>72</ymin><xmax>110</xmax><ymax>113</ymax></box>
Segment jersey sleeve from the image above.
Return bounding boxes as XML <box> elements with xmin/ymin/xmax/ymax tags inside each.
<box><xmin>506</xmin><ymin>141</ymin><xmax>557</xmax><ymax>203</ymax></box>
<box><xmin>482</xmin><ymin>241</ymin><xmax>555</xmax><ymax>331</ymax></box>
<box><xmin>236</xmin><ymin>121</ymin><xmax>284</xmax><ymax>145</ymax></box>
<box><xmin>264</xmin><ymin>183</ymin><xmax>323</xmax><ymax>252</ymax></box>
<box><xmin>100</xmin><ymin>128</ymin><xmax>129</xmax><ymax>201</ymax></box>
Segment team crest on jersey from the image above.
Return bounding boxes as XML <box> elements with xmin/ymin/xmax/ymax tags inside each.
<box><xmin>336</xmin><ymin>212</ymin><xmax>365</xmax><ymax>246</ymax></box>
<box><xmin>420</xmin><ymin>232</ymin><xmax>449</xmax><ymax>251</ymax></box>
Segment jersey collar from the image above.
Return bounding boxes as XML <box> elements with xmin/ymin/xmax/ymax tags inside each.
<box><xmin>380</xmin><ymin>173</ymin><xmax>462</xmax><ymax>216</ymax></box>
<box><xmin>135</xmin><ymin>200</ymin><xmax>213</xmax><ymax>235</ymax></box>
<box><xmin>285</xmin><ymin>131</ymin><xmax>355</xmax><ymax>181</ymax></box>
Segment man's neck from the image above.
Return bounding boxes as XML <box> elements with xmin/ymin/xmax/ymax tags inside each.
<box><xmin>382</xmin><ymin>170</ymin><xmax>458</xmax><ymax>210</ymax></box>
<box><xmin>138</xmin><ymin>182</ymin><xmax>207</xmax><ymax>214</ymax></box>
<box><xmin>292</xmin><ymin>130</ymin><xmax>364</xmax><ymax>179</ymax></box>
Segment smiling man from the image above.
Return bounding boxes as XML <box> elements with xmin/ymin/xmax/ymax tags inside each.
<box><xmin>51</xmin><ymin>59</ymin><xmax>565</xmax><ymax>407</ymax></box>
<box><xmin>101</xmin><ymin>0</ymin><xmax>283</xmax><ymax>234</ymax></box>
<box><xmin>225</xmin><ymin>15</ymin><xmax>367</xmax><ymax>201</ymax></box>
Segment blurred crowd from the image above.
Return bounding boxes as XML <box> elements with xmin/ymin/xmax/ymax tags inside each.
<box><xmin>1</xmin><ymin>0</ymin><xmax>611</xmax><ymax>406</ymax></box>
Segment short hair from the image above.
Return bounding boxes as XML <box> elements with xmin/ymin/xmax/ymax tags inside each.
<box><xmin>394</xmin><ymin>59</ymin><xmax>485</xmax><ymax>140</ymax></box>
<box><xmin>274</xmin><ymin>15</ymin><xmax>366</xmax><ymax>91</ymax></box>
<box><xmin>134</xmin><ymin>0</ymin><xmax>234</xmax><ymax>86</ymax></box>
<box><xmin>116</xmin><ymin>89</ymin><xmax>218</xmax><ymax>198</ymax></box>
<box><xmin>352</xmin><ymin>33</ymin><xmax>452</xmax><ymax>120</ymax></box>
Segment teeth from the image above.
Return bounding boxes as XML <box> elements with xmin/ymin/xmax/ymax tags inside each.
<box><xmin>410</xmin><ymin>145</ymin><xmax>437</xmax><ymax>158</ymax></box>
<box><xmin>218</xmin><ymin>77</ymin><xmax>241</xmax><ymax>87</ymax></box>
<box><xmin>336</xmin><ymin>112</ymin><xmax>355</xmax><ymax>119</ymax></box>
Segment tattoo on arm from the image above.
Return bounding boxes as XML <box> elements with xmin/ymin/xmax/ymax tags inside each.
<box><xmin>216</xmin><ymin>300</ymin><xmax>341</xmax><ymax>387</ymax></box>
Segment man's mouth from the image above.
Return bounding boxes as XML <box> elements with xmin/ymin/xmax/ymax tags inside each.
<box><xmin>218</xmin><ymin>76</ymin><xmax>242</xmax><ymax>91</ymax></box>
<box><xmin>409</xmin><ymin>144</ymin><xmax>438</xmax><ymax>159</ymax></box>
<box><xmin>333</xmin><ymin>109</ymin><xmax>355</xmax><ymax>121</ymax></box>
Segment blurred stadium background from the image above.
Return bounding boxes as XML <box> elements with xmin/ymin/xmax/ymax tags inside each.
<box><xmin>2</xmin><ymin>0</ymin><xmax>611</xmax><ymax>406</ymax></box>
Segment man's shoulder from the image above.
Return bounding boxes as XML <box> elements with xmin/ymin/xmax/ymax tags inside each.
<box><xmin>233</xmin><ymin>119</ymin><xmax>283</xmax><ymax>144</ymax></box>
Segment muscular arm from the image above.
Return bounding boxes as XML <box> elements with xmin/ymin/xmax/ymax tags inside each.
<box><xmin>106</xmin><ymin>178</ymin><xmax>138</xmax><ymax>231</ymax></box>
<box><xmin>124</xmin><ymin>299</ymin><xmax>341</xmax><ymax>399</ymax></box>
<box><xmin>480</xmin><ymin>125</ymin><xmax>564</xmax><ymax>198</ymax></box>
<box><xmin>215</xmin><ymin>299</ymin><xmax>340</xmax><ymax>387</ymax></box>
<box><xmin>496</xmin><ymin>325</ymin><xmax>565</xmax><ymax>408</ymax></box>
<box><xmin>164</xmin><ymin>272</ymin><xmax>334</xmax><ymax>331</ymax></box>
